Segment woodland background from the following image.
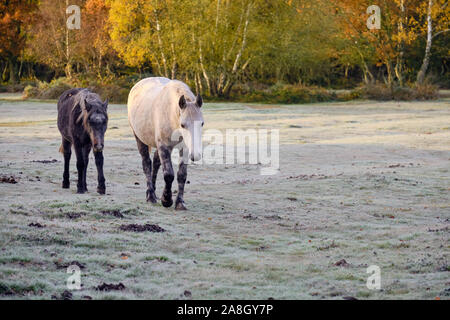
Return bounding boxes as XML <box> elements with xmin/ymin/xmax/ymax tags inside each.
<box><xmin>0</xmin><ymin>0</ymin><xmax>449</xmax><ymax>103</ymax></box>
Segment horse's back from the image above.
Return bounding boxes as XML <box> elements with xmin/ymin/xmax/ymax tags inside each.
<box><xmin>128</xmin><ymin>77</ymin><xmax>170</xmax><ymax>109</ymax></box>
<box><xmin>128</xmin><ymin>77</ymin><xmax>176</xmax><ymax>146</ymax></box>
<box><xmin>57</xmin><ymin>88</ymin><xmax>83</xmax><ymax>139</ymax></box>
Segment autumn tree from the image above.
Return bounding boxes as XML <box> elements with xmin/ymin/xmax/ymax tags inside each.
<box><xmin>80</xmin><ymin>0</ymin><xmax>117</xmax><ymax>76</ymax></box>
<box><xmin>27</xmin><ymin>0</ymin><xmax>86</xmax><ymax>78</ymax></box>
<box><xmin>415</xmin><ymin>0</ymin><xmax>450</xmax><ymax>84</ymax></box>
<box><xmin>0</xmin><ymin>0</ymin><xmax>38</xmax><ymax>83</ymax></box>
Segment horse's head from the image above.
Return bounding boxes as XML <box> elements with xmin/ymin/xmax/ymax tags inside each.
<box><xmin>178</xmin><ymin>94</ymin><xmax>203</xmax><ymax>162</ymax></box>
<box><xmin>80</xmin><ymin>93</ymin><xmax>108</xmax><ymax>152</ymax></box>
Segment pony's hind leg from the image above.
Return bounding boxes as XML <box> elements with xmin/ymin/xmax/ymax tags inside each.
<box><xmin>175</xmin><ymin>148</ymin><xmax>187</xmax><ymax>210</ymax></box>
<box><xmin>135</xmin><ymin>135</ymin><xmax>157</xmax><ymax>203</ymax></box>
<box><xmin>158</xmin><ymin>145</ymin><xmax>174</xmax><ymax>208</ymax></box>
<box><xmin>151</xmin><ymin>150</ymin><xmax>160</xmax><ymax>192</ymax></box>
<box><xmin>61</xmin><ymin>138</ymin><xmax>72</xmax><ymax>189</ymax></box>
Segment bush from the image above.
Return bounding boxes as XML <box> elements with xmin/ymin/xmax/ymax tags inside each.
<box><xmin>39</xmin><ymin>82</ymin><xmax>72</xmax><ymax>100</ymax></box>
<box><xmin>23</xmin><ymin>85</ymin><xmax>40</xmax><ymax>98</ymax></box>
<box><xmin>21</xmin><ymin>77</ymin><xmax>130</xmax><ymax>103</ymax></box>
<box><xmin>89</xmin><ymin>84</ymin><xmax>129</xmax><ymax>104</ymax></box>
<box><xmin>413</xmin><ymin>83</ymin><xmax>439</xmax><ymax>100</ymax></box>
<box><xmin>361</xmin><ymin>82</ymin><xmax>439</xmax><ymax>101</ymax></box>
<box><xmin>0</xmin><ymin>83</ymin><xmax>25</xmax><ymax>93</ymax></box>
<box><xmin>335</xmin><ymin>89</ymin><xmax>362</xmax><ymax>101</ymax></box>
<box><xmin>229</xmin><ymin>83</ymin><xmax>339</xmax><ymax>104</ymax></box>
<box><xmin>22</xmin><ymin>78</ymin><xmax>72</xmax><ymax>99</ymax></box>
<box><xmin>362</xmin><ymin>83</ymin><xmax>394</xmax><ymax>101</ymax></box>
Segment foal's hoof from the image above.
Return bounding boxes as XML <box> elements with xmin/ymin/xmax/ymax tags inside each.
<box><xmin>161</xmin><ymin>189</ymin><xmax>173</xmax><ymax>207</ymax></box>
<box><xmin>146</xmin><ymin>190</ymin><xmax>157</xmax><ymax>203</ymax></box>
<box><xmin>77</xmin><ymin>189</ymin><xmax>86</xmax><ymax>194</ymax></box>
<box><xmin>161</xmin><ymin>196</ymin><xmax>173</xmax><ymax>208</ymax></box>
<box><xmin>97</xmin><ymin>187</ymin><xmax>105</xmax><ymax>195</ymax></box>
<box><xmin>62</xmin><ymin>181</ymin><xmax>70</xmax><ymax>189</ymax></box>
<box><xmin>175</xmin><ymin>200</ymin><xmax>187</xmax><ymax>211</ymax></box>
<box><xmin>161</xmin><ymin>198</ymin><xmax>173</xmax><ymax>208</ymax></box>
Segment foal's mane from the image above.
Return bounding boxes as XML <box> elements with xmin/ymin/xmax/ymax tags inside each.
<box><xmin>72</xmin><ymin>89</ymin><xmax>107</xmax><ymax>130</ymax></box>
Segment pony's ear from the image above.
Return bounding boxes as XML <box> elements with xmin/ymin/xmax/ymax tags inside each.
<box><xmin>179</xmin><ymin>95</ymin><xmax>186</xmax><ymax>109</ymax></box>
<box><xmin>196</xmin><ymin>94</ymin><xmax>203</xmax><ymax>108</ymax></box>
<box><xmin>103</xmin><ymin>98</ymin><xmax>108</xmax><ymax>110</ymax></box>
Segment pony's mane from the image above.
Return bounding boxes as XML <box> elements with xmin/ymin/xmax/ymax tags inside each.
<box><xmin>72</xmin><ymin>89</ymin><xmax>107</xmax><ymax>131</ymax></box>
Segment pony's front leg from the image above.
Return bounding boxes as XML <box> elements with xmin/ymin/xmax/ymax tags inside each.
<box><xmin>158</xmin><ymin>145</ymin><xmax>174</xmax><ymax>208</ymax></box>
<box><xmin>61</xmin><ymin>138</ymin><xmax>72</xmax><ymax>189</ymax></box>
<box><xmin>135</xmin><ymin>135</ymin><xmax>157</xmax><ymax>203</ymax></box>
<box><xmin>74</xmin><ymin>142</ymin><xmax>86</xmax><ymax>194</ymax></box>
<box><xmin>94</xmin><ymin>150</ymin><xmax>105</xmax><ymax>194</ymax></box>
<box><xmin>82</xmin><ymin>144</ymin><xmax>91</xmax><ymax>192</ymax></box>
<box><xmin>175</xmin><ymin>149</ymin><xmax>187</xmax><ymax>210</ymax></box>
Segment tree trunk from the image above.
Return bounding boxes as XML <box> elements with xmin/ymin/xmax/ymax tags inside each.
<box><xmin>2</xmin><ymin>62</ymin><xmax>8</xmax><ymax>82</ymax></box>
<box><xmin>395</xmin><ymin>0</ymin><xmax>405</xmax><ymax>86</ymax></box>
<box><xmin>385</xmin><ymin>60</ymin><xmax>394</xmax><ymax>87</ymax></box>
<box><xmin>154</xmin><ymin>9</ymin><xmax>168</xmax><ymax>78</ymax></box>
<box><xmin>194</xmin><ymin>33</ymin><xmax>212</xmax><ymax>95</ymax></box>
<box><xmin>65</xmin><ymin>0</ymin><xmax>72</xmax><ymax>79</ymax></box>
<box><xmin>417</xmin><ymin>0</ymin><xmax>433</xmax><ymax>85</ymax></box>
<box><xmin>8</xmin><ymin>57</ymin><xmax>18</xmax><ymax>84</ymax></box>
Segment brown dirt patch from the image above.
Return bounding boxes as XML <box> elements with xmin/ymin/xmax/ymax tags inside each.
<box><xmin>119</xmin><ymin>223</ymin><xmax>166</xmax><ymax>233</ymax></box>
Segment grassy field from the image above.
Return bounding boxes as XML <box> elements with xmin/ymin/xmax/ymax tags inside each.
<box><xmin>0</xmin><ymin>96</ymin><xmax>449</xmax><ymax>299</ymax></box>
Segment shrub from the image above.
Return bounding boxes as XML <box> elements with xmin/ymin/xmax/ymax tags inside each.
<box><xmin>413</xmin><ymin>83</ymin><xmax>438</xmax><ymax>100</ymax></box>
<box><xmin>23</xmin><ymin>85</ymin><xmax>40</xmax><ymax>98</ymax></box>
<box><xmin>39</xmin><ymin>82</ymin><xmax>72</xmax><ymax>99</ymax></box>
<box><xmin>362</xmin><ymin>83</ymin><xmax>394</xmax><ymax>100</ymax></box>
<box><xmin>89</xmin><ymin>84</ymin><xmax>129</xmax><ymax>104</ymax></box>
<box><xmin>335</xmin><ymin>89</ymin><xmax>362</xmax><ymax>101</ymax></box>
<box><xmin>361</xmin><ymin>82</ymin><xmax>439</xmax><ymax>101</ymax></box>
<box><xmin>21</xmin><ymin>77</ymin><xmax>129</xmax><ymax>103</ymax></box>
<box><xmin>0</xmin><ymin>83</ymin><xmax>25</xmax><ymax>93</ymax></box>
<box><xmin>392</xmin><ymin>86</ymin><xmax>416</xmax><ymax>101</ymax></box>
<box><xmin>229</xmin><ymin>83</ymin><xmax>339</xmax><ymax>104</ymax></box>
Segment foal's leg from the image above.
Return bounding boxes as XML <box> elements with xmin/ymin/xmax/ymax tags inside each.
<box><xmin>158</xmin><ymin>145</ymin><xmax>174</xmax><ymax>208</ymax></box>
<box><xmin>135</xmin><ymin>135</ymin><xmax>157</xmax><ymax>203</ymax></box>
<box><xmin>94</xmin><ymin>150</ymin><xmax>105</xmax><ymax>194</ymax></box>
<box><xmin>74</xmin><ymin>142</ymin><xmax>86</xmax><ymax>194</ymax></box>
<box><xmin>81</xmin><ymin>144</ymin><xmax>91</xmax><ymax>192</ymax></box>
<box><xmin>61</xmin><ymin>138</ymin><xmax>72</xmax><ymax>189</ymax></box>
<box><xmin>175</xmin><ymin>149</ymin><xmax>188</xmax><ymax>210</ymax></box>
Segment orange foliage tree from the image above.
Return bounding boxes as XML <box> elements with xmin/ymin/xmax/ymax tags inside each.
<box><xmin>0</xmin><ymin>0</ymin><xmax>38</xmax><ymax>83</ymax></box>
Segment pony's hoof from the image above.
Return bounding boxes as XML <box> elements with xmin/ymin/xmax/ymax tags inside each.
<box><xmin>62</xmin><ymin>181</ymin><xmax>70</xmax><ymax>189</ymax></box>
<box><xmin>97</xmin><ymin>187</ymin><xmax>105</xmax><ymax>195</ymax></box>
<box><xmin>175</xmin><ymin>200</ymin><xmax>187</xmax><ymax>211</ymax></box>
<box><xmin>77</xmin><ymin>189</ymin><xmax>85</xmax><ymax>194</ymax></box>
<box><xmin>161</xmin><ymin>190</ymin><xmax>173</xmax><ymax>207</ymax></box>
<box><xmin>161</xmin><ymin>197</ymin><xmax>173</xmax><ymax>208</ymax></box>
<box><xmin>146</xmin><ymin>190</ymin><xmax>157</xmax><ymax>203</ymax></box>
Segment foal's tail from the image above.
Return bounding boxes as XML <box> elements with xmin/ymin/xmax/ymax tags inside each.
<box><xmin>59</xmin><ymin>144</ymin><xmax>64</xmax><ymax>154</ymax></box>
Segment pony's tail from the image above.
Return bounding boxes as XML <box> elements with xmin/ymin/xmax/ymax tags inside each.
<box><xmin>59</xmin><ymin>144</ymin><xmax>64</xmax><ymax>154</ymax></box>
